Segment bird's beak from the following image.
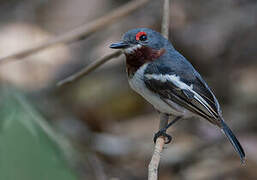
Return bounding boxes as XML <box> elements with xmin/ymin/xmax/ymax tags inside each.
<box><xmin>110</xmin><ymin>41</ymin><xmax>129</xmax><ymax>49</ymax></box>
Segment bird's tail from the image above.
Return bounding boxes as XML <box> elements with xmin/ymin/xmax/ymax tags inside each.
<box><xmin>220</xmin><ymin>120</ymin><xmax>245</xmax><ymax>163</ymax></box>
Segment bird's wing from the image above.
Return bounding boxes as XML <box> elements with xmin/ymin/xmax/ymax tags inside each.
<box><xmin>144</xmin><ymin>61</ymin><xmax>222</xmax><ymax>124</ymax></box>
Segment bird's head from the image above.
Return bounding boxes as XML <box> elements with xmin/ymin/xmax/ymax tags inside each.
<box><xmin>110</xmin><ymin>28</ymin><xmax>170</xmax><ymax>57</ymax></box>
<box><xmin>110</xmin><ymin>28</ymin><xmax>172</xmax><ymax>76</ymax></box>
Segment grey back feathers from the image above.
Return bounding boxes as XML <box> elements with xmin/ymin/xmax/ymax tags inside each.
<box><xmin>145</xmin><ymin>50</ymin><xmax>222</xmax><ymax>121</ymax></box>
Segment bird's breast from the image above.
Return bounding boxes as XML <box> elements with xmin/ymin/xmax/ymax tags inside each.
<box><xmin>125</xmin><ymin>46</ymin><xmax>165</xmax><ymax>77</ymax></box>
<box><xmin>128</xmin><ymin>63</ymin><xmax>188</xmax><ymax>116</ymax></box>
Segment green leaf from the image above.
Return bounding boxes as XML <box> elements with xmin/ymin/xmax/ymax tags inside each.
<box><xmin>0</xmin><ymin>88</ymin><xmax>78</xmax><ymax>180</ymax></box>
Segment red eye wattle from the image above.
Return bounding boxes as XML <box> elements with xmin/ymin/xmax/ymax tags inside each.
<box><xmin>136</xmin><ymin>31</ymin><xmax>147</xmax><ymax>41</ymax></box>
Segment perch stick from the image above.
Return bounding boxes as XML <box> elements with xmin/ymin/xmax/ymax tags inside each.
<box><xmin>148</xmin><ymin>0</ymin><xmax>170</xmax><ymax>179</ymax></box>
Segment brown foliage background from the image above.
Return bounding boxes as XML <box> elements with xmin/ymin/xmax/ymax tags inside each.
<box><xmin>0</xmin><ymin>0</ymin><xmax>257</xmax><ymax>179</ymax></box>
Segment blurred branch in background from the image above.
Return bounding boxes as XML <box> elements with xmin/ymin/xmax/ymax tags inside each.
<box><xmin>161</xmin><ymin>0</ymin><xmax>170</xmax><ymax>39</ymax></box>
<box><xmin>0</xmin><ymin>0</ymin><xmax>149</xmax><ymax>65</ymax></box>
<box><xmin>57</xmin><ymin>50</ymin><xmax>123</xmax><ymax>86</ymax></box>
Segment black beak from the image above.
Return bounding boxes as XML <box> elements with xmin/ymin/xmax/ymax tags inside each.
<box><xmin>110</xmin><ymin>41</ymin><xmax>129</xmax><ymax>49</ymax></box>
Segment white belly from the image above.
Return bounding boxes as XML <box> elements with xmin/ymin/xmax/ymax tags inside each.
<box><xmin>128</xmin><ymin>64</ymin><xmax>190</xmax><ymax>116</ymax></box>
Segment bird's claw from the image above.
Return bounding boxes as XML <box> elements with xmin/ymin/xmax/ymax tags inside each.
<box><xmin>154</xmin><ymin>129</ymin><xmax>172</xmax><ymax>144</ymax></box>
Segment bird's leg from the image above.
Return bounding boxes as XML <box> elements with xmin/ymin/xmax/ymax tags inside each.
<box><xmin>154</xmin><ymin>113</ymin><xmax>170</xmax><ymax>144</ymax></box>
<box><xmin>154</xmin><ymin>116</ymin><xmax>182</xmax><ymax>144</ymax></box>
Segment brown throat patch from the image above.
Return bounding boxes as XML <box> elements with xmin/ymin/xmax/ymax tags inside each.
<box><xmin>125</xmin><ymin>46</ymin><xmax>165</xmax><ymax>77</ymax></box>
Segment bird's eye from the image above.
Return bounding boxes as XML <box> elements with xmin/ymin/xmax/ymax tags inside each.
<box><xmin>139</xmin><ymin>34</ymin><xmax>147</xmax><ymax>41</ymax></box>
<box><xmin>136</xmin><ymin>31</ymin><xmax>147</xmax><ymax>41</ymax></box>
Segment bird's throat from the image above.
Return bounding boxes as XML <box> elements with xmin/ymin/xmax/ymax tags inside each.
<box><xmin>125</xmin><ymin>46</ymin><xmax>165</xmax><ymax>77</ymax></box>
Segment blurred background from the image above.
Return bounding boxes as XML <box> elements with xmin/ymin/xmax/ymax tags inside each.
<box><xmin>0</xmin><ymin>0</ymin><xmax>256</xmax><ymax>179</ymax></box>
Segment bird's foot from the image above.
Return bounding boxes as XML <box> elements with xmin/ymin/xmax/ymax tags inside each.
<box><xmin>153</xmin><ymin>129</ymin><xmax>172</xmax><ymax>144</ymax></box>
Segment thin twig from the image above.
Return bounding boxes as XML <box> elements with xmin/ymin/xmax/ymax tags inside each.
<box><xmin>148</xmin><ymin>114</ymin><xmax>169</xmax><ymax>180</ymax></box>
<box><xmin>57</xmin><ymin>50</ymin><xmax>123</xmax><ymax>86</ymax></box>
<box><xmin>148</xmin><ymin>0</ymin><xmax>170</xmax><ymax>179</ymax></box>
<box><xmin>0</xmin><ymin>0</ymin><xmax>149</xmax><ymax>64</ymax></box>
<box><xmin>161</xmin><ymin>0</ymin><xmax>170</xmax><ymax>39</ymax></box>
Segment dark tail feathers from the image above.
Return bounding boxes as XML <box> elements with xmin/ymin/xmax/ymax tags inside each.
<box><xmin>221</xmin><ymin>120</ymin><xmax>245</xmax><ymax>163</ymax></box>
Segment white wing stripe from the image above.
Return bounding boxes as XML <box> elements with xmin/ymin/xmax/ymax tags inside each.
<box><xmin>145</xmin><ymin>74</ymin><xmax>193</xmax><ymax>90</ymax></box>
<box><xmin>145</xmin><ymin>74</ymin><xmax>216</xmax><ymax>117</ymax></box>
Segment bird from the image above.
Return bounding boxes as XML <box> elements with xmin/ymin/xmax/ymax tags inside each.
<box><xmin>109</xmin><ymin>28</ymin><xmax>245</xmax><ymax>163</ymax></box>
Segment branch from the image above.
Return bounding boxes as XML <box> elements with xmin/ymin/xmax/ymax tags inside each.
<box><xmin>57</xmin><ymin>50</ymin><xmax>123</xmax><ymax>86</ymax></box>
<box><xmin>148</xmin><ymin>0</ymin><xmax>170</xmax><ymax>179</ymax></box>
<box><xmin>0</xmin><ymin>0</ymin><xmax>149</xmax><ymax>64</ymax></box>
<box><xmin>148</xmin><ymin>114</ymin><xmax>169</xmax><ymax>180</ymax></box>
<box><xmin>161</xmin><ymin>0</ymin><xmax>170</xmax><ymax>39</ymax></box>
